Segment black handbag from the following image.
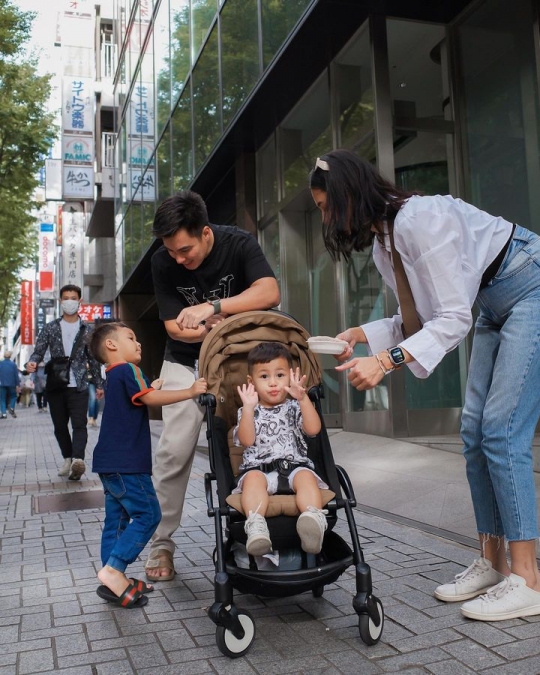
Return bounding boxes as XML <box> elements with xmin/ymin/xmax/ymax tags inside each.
<box><xmin>45</xmin><ymin>357</ymin><xmax>71</xmax><ymax>392</ymax></box>
<box><xmin>45</xmin><ymin>325</ymin><xmax>87</xmax><ymax>392</ymax></box>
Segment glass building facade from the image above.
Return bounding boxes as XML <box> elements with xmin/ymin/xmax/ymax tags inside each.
<box><xmin>110</xmin><ymin>0</ymin><xmax>540</xmax><ymax>438</ymax></box>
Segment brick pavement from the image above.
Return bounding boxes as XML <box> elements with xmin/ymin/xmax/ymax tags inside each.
<box><xmin>1</xmin><ymin>406</ymin><xmax>539</xmax><ymax>674</ymax></box>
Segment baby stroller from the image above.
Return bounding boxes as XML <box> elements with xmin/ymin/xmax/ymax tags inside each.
<box><xmin>199</xmin><ymin>310</ymin><xmax>384</xmax><ymax>658</ymax></box>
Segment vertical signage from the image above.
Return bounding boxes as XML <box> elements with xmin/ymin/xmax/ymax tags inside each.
<box><xmin>62</xmin><ymin>76</ymin><xmax>94</xmax><ymax>199</ymax></box>
<box><xmin>21</xmin><ymin>281</ymin><xmax>34</xmax><ymax>346</ymax></box>
<box><xmin>39</xmin><ymin>223</ymin><xmax>55</xmax><ymax>292</ymax></box>
<box><xmin>61</xmin><ymin>209</ymin><xmax>84</xmax><ymax>289</ymax></box>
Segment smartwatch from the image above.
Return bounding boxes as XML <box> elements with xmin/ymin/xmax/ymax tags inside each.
<box><xmin>207</xmin><ymin>299</ymin><xmax>221</xmax><ymax>315</ymax></box>
<box><xmin>387</xmin><ymin>346</ymin><xmax>406</xmax><ymax>368</ymax></box>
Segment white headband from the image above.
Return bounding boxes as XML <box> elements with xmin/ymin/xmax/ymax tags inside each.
<box><xmin>315</xmin><ymin>157</ymin><xmax>330</xmax><ymax>171</ymax></box>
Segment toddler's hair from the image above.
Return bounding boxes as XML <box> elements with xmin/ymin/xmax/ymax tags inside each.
<box><xmin>88</xmin><ymin>321</ymin><xmax>129</xmax><ymax>364</ymax></box>
<box><xmin>247</xmin><ymin>342</ymin><xmax>293</xmax><ymax>374</ymax></box>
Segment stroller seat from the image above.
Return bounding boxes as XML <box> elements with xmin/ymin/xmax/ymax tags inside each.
<box><xmin>199</xmin><ymin>310</ymin><xmax>384</xmax><ymax>658</ymax></box>
<box><xmin>224</xmin><ymin>427</ymin><xmax>336</xmax><ymax>518</ymax></box>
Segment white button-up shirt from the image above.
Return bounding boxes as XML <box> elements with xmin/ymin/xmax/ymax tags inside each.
<box><xmin>361</xmin><ymin>195</ymin><xmax>513</xmax><ymax>378</ymax></box>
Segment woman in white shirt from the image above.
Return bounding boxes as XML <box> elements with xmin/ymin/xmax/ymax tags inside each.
<box><xmin>310</xmin><ymin>149</ymin><xmax>540</xmax><ymax>623</ymax></box>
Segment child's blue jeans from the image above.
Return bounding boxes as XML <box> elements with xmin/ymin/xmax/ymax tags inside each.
<box><xmin>99</xmin><ymin>473</ymin><xmax>162</xmax><ymax>572</ymax></box>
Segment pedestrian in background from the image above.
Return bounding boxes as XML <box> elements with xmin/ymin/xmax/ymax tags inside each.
<box><xmin>26</xmin><ymin>284</ymin><xmax>104</xmax><ymax>480</ymax></box>
<box><xmin>0</xmin><ymin>351</ymin><xmax>20</xmax><ymax>419</ymax></box>
<box><xmin>309</xmin><ymin>149</ymin><xmax>540</xmax><ymax>622</ymax></box>
<box><xmin>32</xmin><ymin>362</ymin><xmax>48</xmax><ymax>413</ymax></box>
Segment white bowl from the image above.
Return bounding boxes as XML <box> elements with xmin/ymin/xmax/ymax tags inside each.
<box><xmin>307</xmin><ymin>336</ymin><xmax>349</xmax><ymax>355</ymax></box>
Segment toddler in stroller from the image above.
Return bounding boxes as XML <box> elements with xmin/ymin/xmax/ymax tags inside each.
<box><xmin>199</xmin><ymin>310</ymin><xmax>384</xmax><ymax>658</ymax></box>
<box><xmin>233</xmin><ymin>341</ymin><xmax>328</xmax><ymax>557</ymax></box>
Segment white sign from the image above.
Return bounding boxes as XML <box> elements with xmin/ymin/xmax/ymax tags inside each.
<box><xmin>61</xmin><ymin>211</ymin><xmax>84</xmax><ymax>289</ymax></box>
<box><xmin>129</xmin><ymin>168</ymin><xmax>155</xmax><ymax>202</ymax></box>
<box><xmin>129</xmin><ymin>83</ymin><xmax>155</xmax><ymax>137</ymax></box>
<box><xmin>63</xmin><ymin>134</ymin><xmax>94</xmax><ymax>165</ymax></box>
<box><xmin>45</xmin><ymin>159</ymin><xmax>63</xmax><ymax>201</ymax></box>
<box><xmin>62</xmin><ymin>77</ymin><xmax>94</xmax><ymax>134</ymax></box>
<box><xmin>63</xmin><ymin>166</ymin><xmax>94</xmax><ymax>199</ymax></box>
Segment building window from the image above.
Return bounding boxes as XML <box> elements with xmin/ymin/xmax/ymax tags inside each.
<box><xmin>261</xmin><ymin>0</ymin><xmax>311</xmax><ymax>69</ymax></box>
<box><xmin>220</xmin><ymin>0</ymin><xmax>259</xmax><ymax>127</ymax></box>
<box><xmin>192</xmin><ymin>24</ymin><xmax>220</xmax><ymax>169</ymax></box>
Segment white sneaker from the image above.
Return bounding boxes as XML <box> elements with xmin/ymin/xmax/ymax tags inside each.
<box><xmin>57</xmin><ymin>458</ymin><xmax>72</xmax><ymax>477</ymax></box>
<box><xmin>244</xmin><ymin>511</ymin><xmax>272</xmax><ymax>556</ymax></box>
<box><xmin>461</xmin><ymin>573</ymin><xmax>540</xmax><ymax>621</ymax></box>
<box><xmin>296</xmin><ymin>506</ymin><xmax>328</xmax><ymax>554</ymax></box>
<box><xmin>68</xmin><ymin>459</ymin><xmax>86</xmax><ymax>481</ymax></box>
<box><xmin>434</xmin><ymin>557</ymin><xmax>504</xmax><ymax>602</ymax></box>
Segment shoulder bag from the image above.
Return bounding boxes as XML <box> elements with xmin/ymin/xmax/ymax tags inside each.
<box><xmin>45</xmin><ymin>324</ymin><xmax>87</xmax><ymax>392</ymax></box>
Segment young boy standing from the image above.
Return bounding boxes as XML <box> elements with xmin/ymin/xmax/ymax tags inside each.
<box><xmin>233</xmin><ymin>342</ymin><xmax>328</xmax><ymax>557</ymax></box>
<box><xmin>88</xmin><ymin>322</ymin><xmax>207</xmax><ymax>608</ymax></box>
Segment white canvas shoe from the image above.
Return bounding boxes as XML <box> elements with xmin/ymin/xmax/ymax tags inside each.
<box><xmin>244</xmin><ymin>511</ymin><xmax>272</xmax><ymax>557</ymax></box>
<box><xmin>461</xmin><ymin>574</ymin><xmax>540</xmax><ymax>621</ymax></box>
<box><xmin>57</xmin><ymin>458</ymin><xmax>72</xmax><ymax>477</ymax></box>
<box><xmin>68</xmin><ymin>459</ymin><xmax>86</xmax><ymax>481</ymax></box>
<box><xmin>296</xmin><ymin>506</ymin><xmax>328</xmax><ymax>554</ymax></box>
<box><xmin>434</xmin><ymin>557</ymin><xmax>505</xmax><ymax>602</ymax></box>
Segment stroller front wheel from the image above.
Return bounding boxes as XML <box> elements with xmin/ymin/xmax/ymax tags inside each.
<box><xmin>358</xmin><ymin>597</ymin><xmax>384</xmax><ymax>646</ymax></box>
<box><xmin>216</xmin><ymin>610</ymin><xmax>256</xmax><ymax>658</ymax></box>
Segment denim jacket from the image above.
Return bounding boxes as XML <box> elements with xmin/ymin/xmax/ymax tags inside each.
<box><xmin>29</xmin><ymin>319</ymin><xmax>104</xmax><ymax>392</ymax></box>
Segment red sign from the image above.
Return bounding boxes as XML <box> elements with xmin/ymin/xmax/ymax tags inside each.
<box><xmin>21</xmin><ymin>281</ymin><xmax>34</xmax><ymax>345</ymax></box>
<box><xmin>79</xmin><ymin>304</ymin><xmax>104</xmax><ymax>323</ymax></box>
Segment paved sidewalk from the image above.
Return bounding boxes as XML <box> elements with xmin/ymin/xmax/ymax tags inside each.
<box><xmin>1</xmin><ymin>407</ymin><xmax>540</xmax><ymax>674</ymax></box>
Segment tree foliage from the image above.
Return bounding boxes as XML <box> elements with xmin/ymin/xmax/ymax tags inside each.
<box><xmin>0</xmin><ymin>0</ymin><xmax>57</xmax><ymax>325</ymax></box>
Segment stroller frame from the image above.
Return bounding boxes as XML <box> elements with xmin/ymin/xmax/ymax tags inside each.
<box><xmin>199</xmin><ymin>311</ymin><xmax>384</xmax><ymax>658</ymax></box>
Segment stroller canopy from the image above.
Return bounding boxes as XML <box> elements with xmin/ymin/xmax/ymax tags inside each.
<box><xmin>198</xmin><ymin>310</ymin><xmax>322</xmax><ymax>429</ymax></box>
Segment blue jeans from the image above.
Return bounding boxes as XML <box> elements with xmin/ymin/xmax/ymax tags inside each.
<box><xmin>461</xmin><ymin>225</ymin><xmax>540</xmax><ymax>542</ymax></box>
<box><xmin>0</xmin><ymin>386</ymin><xmax>17</xmax><ymax>415</ymax></box>
<box><xmin>87</xmin><ymin>383</ymin><xmax>100</xmax><ymax>419</ymax></box>
<box><xmin>99</xmin><ymin>473</ymin><xmax>161</xmax><ymax>572</ymax></box>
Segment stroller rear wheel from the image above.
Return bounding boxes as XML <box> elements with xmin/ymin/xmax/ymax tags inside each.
<box><xmin>358</xmin><ymin>597</ymin><xmax>384</xmax><ymax>646</ymax></box>
<box><xmin>216</xmin><ymin>610</ymin><xmax>256</xmax><ymax>658</ymax></box>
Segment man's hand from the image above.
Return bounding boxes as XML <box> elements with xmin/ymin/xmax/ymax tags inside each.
<box><xmin>285</xmin><ymin>367</ymin><xmax>307</xmax><ymax>401</ymax></box>
<box><xmin>26</xmin><ymin>361</ymin><xmax>37</xmax><ymax>373</ymax></box>
<box><xmin>96</xmin><ymin>388</ymin><xmax>104</xmax><ymax>400</ymax></box>
<box><xmin>176</xmin><ymin>303</ymin><xmax>215</xmax><ymax>330</ymax></box>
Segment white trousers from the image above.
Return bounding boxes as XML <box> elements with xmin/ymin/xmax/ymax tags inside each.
<box><xmin>149</xmin><ymin>360</ymin><xmax>205</xmax><ymax>555</ymax></box>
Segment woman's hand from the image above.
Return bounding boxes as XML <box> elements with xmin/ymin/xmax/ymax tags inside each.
<box><xmin>237</xmin><ymin>382</ymin><xmax>259</xmax><ymax>408</ymax></box>
<box><xmin>335</xmin><ymin>356</ymin><xmax>385</xmax><ymax>390</ymax></box>
<box><xmin>335</xmin><ymin>327</ymin><xmax>367</xmax><ymax>362</ymax></box>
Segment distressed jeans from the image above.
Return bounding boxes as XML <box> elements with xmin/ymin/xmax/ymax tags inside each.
<box><xmin>461</xmin><ymin>225</ymin><xmax>540</xmax><ymax>542</ymax></box>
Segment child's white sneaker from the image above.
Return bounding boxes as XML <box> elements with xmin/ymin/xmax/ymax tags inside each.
<box><xmin>297</xmin><ymin>506</ymin><xmax>328</xmax><ymax>554</ymax></box>
<box><xmin>244</xmin><ymin>511</ymin><xmax>272</xmax><ymax>556</ymax></box>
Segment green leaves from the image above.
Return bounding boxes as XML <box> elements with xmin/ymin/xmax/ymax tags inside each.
<box><xmin>0</xmin><ymin>1</ymin><xmax>56</xmax><ymax>324</ymax></box>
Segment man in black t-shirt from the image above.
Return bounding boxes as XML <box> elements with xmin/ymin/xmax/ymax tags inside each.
<box><xmin>146</xmin><ymin>190</ymin><xmax>280</xmax><ymax>581</ymax></box>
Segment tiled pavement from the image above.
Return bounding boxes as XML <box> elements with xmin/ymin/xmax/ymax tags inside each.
<box><xmin>1</xmin><ymin>407</ymin><xmax>540</xmax><ymax>674</ymax></box>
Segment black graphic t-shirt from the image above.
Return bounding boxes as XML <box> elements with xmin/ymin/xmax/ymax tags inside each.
<box><xmin>151</xmin><ymin>224</ymin><xmax>276</xmax><ymax>367</ymax></box>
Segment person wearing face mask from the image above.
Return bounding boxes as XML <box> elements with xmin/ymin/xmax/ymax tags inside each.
<box><xmin>26</xmin><ymin>285</ymin><xmax>104</xmax><ymax>480</ymax></box>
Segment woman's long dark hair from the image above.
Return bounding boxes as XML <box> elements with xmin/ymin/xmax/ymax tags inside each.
<box><xmin>309</xmin><ymin>149</ymin><xmax>419</xmax><ymax>260</ymax></box>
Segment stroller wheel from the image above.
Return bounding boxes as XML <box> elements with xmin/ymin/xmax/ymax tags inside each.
<box><xmin>312</xmin><ymin>585</ymin><xmax>324</xmax><ymax>598</ymax></box>
<box><xmin>216</xmin><ymin>610</ymin><xmax>256</xmax><ymax>658</ymax></box>
<box><xmin>358</xmin><ymin>597</ymin><xmax>384</xmax><ymax>646</ymax></box>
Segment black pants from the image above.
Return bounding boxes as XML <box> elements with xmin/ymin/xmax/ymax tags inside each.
<box><xmin>36</xmin><ymin>392</ymin><xmax>47</xmax><ymax>409</ymax></box>
<box><xmin>47</xmin><ymin>387</ymin><xmax>89</xmax><ymax>460</ymax></box>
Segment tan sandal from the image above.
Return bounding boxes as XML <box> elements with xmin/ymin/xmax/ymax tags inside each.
<box><xmin>144</xmin><ymin>548</ymin><xmax>176</xmax><ymax>582</ymax></box>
